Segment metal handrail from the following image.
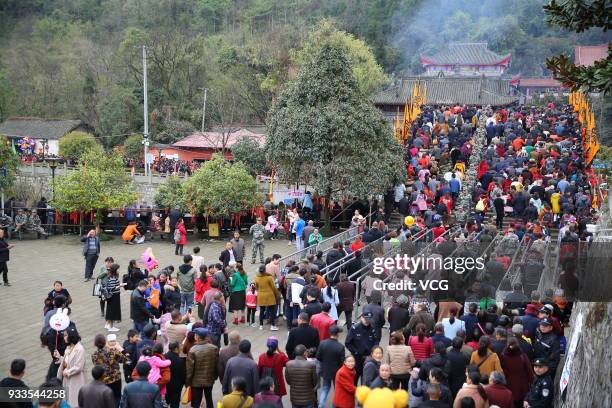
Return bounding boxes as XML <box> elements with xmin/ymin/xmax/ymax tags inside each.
<box><xmin>320</xmin><ymin>234</ymin><xmax>386</xmax><ymax>279</ymax></box>
<box><xmin>495</xmin><ymin>234</ymin><xmax>531</xmax><ymax>299</ymax></box>
<box><xmin>350</xmin><ymin>227</ymin><xmax>443</xmax><ymax>315</ymax></box>
<box><xmin>278</xmin><ymin>226</ymin><xmax>362</xmax><ymax>270</ymax></box>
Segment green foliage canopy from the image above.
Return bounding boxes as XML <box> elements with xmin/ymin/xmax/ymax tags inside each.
<box><xmin>0</xmin><ymin>135</ymin><xmax>19</xmax><ymax>190</ymax></box>
<box><xmin>123</xmin><ymin>134</ymin><xmax>143</xmax><ymax>159</ymax></box>
<box><xmin>154</xmin><ymin>175</ymin><xmax>186</xmax><ymax>210</ymax></box>
<box><xmin>58</xmin><ymin>131</ymin><xmax>102</xmax><ymax>160</ymax></box>
<box><xmin>544</xmin><ymin>1</ymin><xmax>611</xmax><ymax>94</ymax></box>
<box><xmin>53</xmin><ymin>149</ymin><xmax>137</xmax><ymax>218</ymax></box>
<box><xmin>293</xmin><ymin>20</ymin><xmax>389</xmax><ymax>95</ymax></box>
<box><xmin>266</xmin><ymin>43</ymin><xmax>405</xmax><ymax>199</ymax></box>
<box><xmin>184</xmin><ymin>154</ymin><xmax>260</xmax><ymax>217</ymax></box>
<box><xmin>231</xmin><ymin>137</ymin><xmax>268</xmax><ymax>176</ymax></box>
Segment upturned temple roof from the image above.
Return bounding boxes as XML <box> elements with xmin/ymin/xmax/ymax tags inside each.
<box><xmin>421</xmin><ymin>43</ymin><xmax>511</xmax><ymax>67</ymax></box>
<box><xmin>371</xmin><ymin>76</ymin><xmax>518</xmax><ymax>107</ymax></box>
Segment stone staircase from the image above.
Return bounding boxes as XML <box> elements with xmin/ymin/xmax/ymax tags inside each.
<box><xmin>484</xmin><ymin>207</ymin><xmax>560</xmax><ymax>241</ymax></box>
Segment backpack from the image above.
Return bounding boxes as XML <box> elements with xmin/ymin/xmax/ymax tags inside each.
<box><xmin>261</xmin><ymin>354</ymin><xmax>280</xmax><ymax>391</ymax></box>
<box><xmin>122</xmin><ymin>273</ymin><xmax>135</xmax><ymax>291</ymax></box>
<box><xmin>173</xmin><ymin>228</ymin><xmax>182</xmax><ymax>242</ymax></box>
<box><xmin>215</xmin><ymin>273</ymin><xmax>231</xmax><ymax>299</ymax></box>
<box><xmin>100</xmin><ymin>282</ymin><xmax>114</xmax><ymax>300</ymax></box>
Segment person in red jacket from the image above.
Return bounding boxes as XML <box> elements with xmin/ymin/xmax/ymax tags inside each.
<box><xmin>257</xmin><ymin>337</ymin><xmax>289</xmax><ymax>397</ymax></box>
<box><xmin>500</xmin><ymin>337</ymin><xmax>533</xmax><ymax>406</ymax></box>
<box><xmin>174</xmin><ymin>218</ymin><xmax>188</xmax><ymax>255</ymax></box>
<box><xmin>408</xmin><ymin>323</ymin><xmax>434</xmax><ymax>361</ymax></box>
<box><xmin>310</xmin><ymin>302</ymin><xmax>335</xmax><ymax>341</ymax></box>
<box><xmin>333</xmin><ymin>355</ymin><xmax>357</xmax><ymax>408</ymax></box>
<box><xmin>484</xmin><ymin>371</ymin><xmax>513</xmax><ymax>408</ymax></box>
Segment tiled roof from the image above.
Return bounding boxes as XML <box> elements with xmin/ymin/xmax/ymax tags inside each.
<box><xmin>518</xmin><ymin>78</ymin><xmax>564</xmax><ymax>88</ymax></box>
<box><xmin>421</xmin><ymin>43</ymin><xmax>511</xmax><ymax>66</ymax></box>
<box><xmin>574</xmin><ymin>44</ymin><xmax>608</xmax><ymax>66</ymax></box>
<box><xmin>173</xmin><ymin>128</ymin><xmax>265</xmax><ymax>149</ymax></box>
<box><xmin>371</xmin><ymin>76</ymin><xmax>518</xmax><ymax>107</ymax></box>
<box><xmin>0</xmin><ymin>117</ymin><xmax>83</xmax><ymax>140</ymax></box>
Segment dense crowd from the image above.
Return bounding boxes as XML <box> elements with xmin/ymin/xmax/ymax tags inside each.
<box><xmin>0</xmin><ymin>102</ymin><xmax>601</xmax><ymax>408</ymax></box>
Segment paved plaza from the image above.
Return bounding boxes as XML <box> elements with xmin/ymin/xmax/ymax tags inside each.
<box><xmin>0</xmin><ymin>234</ymin><xmax>305</xmax><ymax>404</ymax></box>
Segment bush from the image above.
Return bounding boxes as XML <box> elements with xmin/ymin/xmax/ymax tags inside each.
<box><xmin>59</xmin><ymin>131</ymin><xmax>102</xmax><ymax>160</ymax></box>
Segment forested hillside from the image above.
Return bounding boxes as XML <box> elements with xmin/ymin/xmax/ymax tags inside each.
<box><xmin>0</xmin><ymin>0</ymin><xmax>607</xmax><ymax>146</ymax></box>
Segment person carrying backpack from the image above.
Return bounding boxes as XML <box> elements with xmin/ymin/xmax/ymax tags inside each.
<box><xmin>257</xmin><ymin>337</ymin><xmax>288</xmax><ymax>398</ymax></box>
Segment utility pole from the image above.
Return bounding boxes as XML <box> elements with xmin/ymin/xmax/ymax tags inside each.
<box><xmin>201</xmin><ymin>88</ymin><xmax>208</xmax><ymax>132</ymax></box>
<box><xmin>142</xmin><ymin>45</ymin><xmax>150</xmax><ymax>178</ymax></box>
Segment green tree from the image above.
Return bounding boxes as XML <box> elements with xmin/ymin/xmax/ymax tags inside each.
<box><xmin>96</xmin><ymin>87</ymin><xmax>142</xmax><ymax>148</ymax></box>
<box><xmin>152</xmin><ymin>119</ymin><xmax>194</xmax><ymax>145</ymax></box>
<box><xmin>0</xmin><ymin>135</ymin><xmax>19</xmax><ymax>190</ymax></box>
<box><xmin>0</xmin><ymin>70</ymin><xmax>15</xmax><ymax>122</ymax></box>
<box><xmin>154</xmin><ymin>175</ymin><xmax>186</xmax><ymax>210</ymax></box>
<box><xmin>58</xmin><ymin>131</ymin><xmax>102</xmax><ymax>160</ymax></box>
<box><xmin>266</xmin><ymin>43</ymin><xmax>405</xmax><ymax>207</ymax></box>
<box><xmin>231</xmin><ymin>137</ymin><xmax>268</xmax><ymax>176</ymax></box>
<box><xmin>184</xmin><ymin>154</ymin><xmax>260</xmax><ymax>217</ymax></box>
<box><xmin>293</xmin><ymin>19</ymin><xmax>389</xmax><ymax>95</ymax></box>
<box><xmin>544</xmin><ymin>0</ymin><xmax>611</xmax><ymax>94</ymax></box>
<box><xmin>123</xmin><ymin>134</ymin><xmax>143</xmax><ymax>159</ymax></box>
<box><xmin>53</xmin><ymin>149</ymin><xmax>137</xmax><ymax>226</ymax></box>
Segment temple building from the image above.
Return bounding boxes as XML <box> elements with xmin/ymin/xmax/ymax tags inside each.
<box><xmin>420</xmin><ymin>42</ymin><xmax>511</xmax><ymax>77</ymax></box>
<box><xmin>372</xmin><ymin>76</ymin><xmax>518</xmax><ymax>121</ymax></box>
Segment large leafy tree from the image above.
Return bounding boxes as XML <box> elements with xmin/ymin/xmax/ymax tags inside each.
<box><xmin>266</xmin><ymin>43</ymin><xmax>405</xmax><ymax>203</ymax></box>
<box><xmin>123</xmin><ymin>134</ymin><xmax>143</xmax><ymax>159</ymax></box>
<box><xmin>544</xmin><ymin>0</ymin><xmax>611</xmax><ymax>94</ymax></box>
<box><xmin>184</xmin><ymin>154</ymin><xmax>260</xmax><ymax>217</ymax></box>
<box><xmin>154</xmin><ymin>175</ymin><xmax>186</xmax><ymax>211</ymax></box>
<box><xmin>0</xmin><ymin>135</ymin><xmax>19</xmax><ymax>191</ymax></box>
<box><xmin>58</xmin><ymin>131</ymin><xmax>102</xmax><ymax>161</ymax></box>
<box><xmin>231</xmin><ymin>137</ymin><xmax>268</xmax><ymax>176</ymax></box>
<box><xmin>53</xmin><ymin>149</ymin><xmax>137</xmax><ymax>226</ymax></box>
<box><xmin>293</xmin><ymin>19</ymin><xmax>389</xmax><ymax>95</ymax></box>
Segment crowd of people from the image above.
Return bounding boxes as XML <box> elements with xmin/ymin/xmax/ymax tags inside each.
<box><xmin>0</xmin><ymin>101</ymin><xmax>603</xmax><ymax>408</ymax></box>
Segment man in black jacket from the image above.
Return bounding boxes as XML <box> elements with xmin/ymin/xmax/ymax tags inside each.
<box><xmin>0</xmin><ymin>358</ymin><xmax>32</xmax><ymax>408</ymax></box>
<box><xmin>316</xmin><ymin>325</ymin><xmax>345</xmax><ymax>408</ymax></box>
<box><xmin>533</xmin><ymin>318</ymin><xmax>560</xmax><ymax>373</ymax></box>
<box><xmin>286</xmin><ymin>312</ymin><xmax>320</xmax><ymax>359</ymax></box>
<box><xmin>398</xmin><ymin>192</ymin><xmax>412</xmax><ymax>217</ymax></box>
<box><xmin>80</xmin><ymin>229</ymin><xmax>100</xmax><ymax>282</ymax></box>
<box><xmin>218</xmin><ymin>242</ymin><xmax>236</xmax><ymax>268</ymax></box>
<box><xmin>362</xmin><ymin>291</ymin><xmax>385</xmax><ymax>344</ymax></box>
<box><xmin>130</xmin><ymin>280</ymin><xmax>152</xmax><ymax>334</ymax></box>
<box><xmin>325</xmin><ymin>242</ymin><xmax>344</xmax><ymax>269</ymax></box>
<box><xmin>120</xmin><ymin>361</ymin><xmax>164</xmax><ymax>408</ymax></box>
<box><xmin>0</xmin><ymin>228</ymin><xmax>13</xmax><ymax>286</ymax></box>
<box><xmin>446</xmin><ymin>337</ymin><xmax>469</xmax><ymax>398</ymax></box>
<box><xmin>78</xmin><ymin>365</ymin><xmax>115</xmax><ymax>408</ymax></box>
<box><xmin>164</xmin><ymin>341</ymin><xmax>186</xmax><ymax>408</ymax></box>
<box><xmin>345</xmin><ymin>312</ymin><xmax>376</xmax><ymax>384</ymax></box>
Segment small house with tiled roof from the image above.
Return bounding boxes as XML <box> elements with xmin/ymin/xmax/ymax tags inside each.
<box><xmin>148</xmin><ymin>127</ymin><xmax>266</xmax><ymax>162</ymax></box>
<box><xmin>420</xmin><ymin>42</ymin><xmax>511</xmax><ymax>77</ymax></box>
<box><xmin>0</xmin><ymin>117</ymin><xmax>91</xmax><ymax>155</ymax></box>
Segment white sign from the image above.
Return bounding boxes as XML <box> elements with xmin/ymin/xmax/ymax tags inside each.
<box><xmin>560</xmin><ymin>311</ymin><xmax>583</xmax><ymax>394</ymax></box>
<box><xmin>273</xmin><ymin>188</ymin><xmax>305</xmax><ymax>205</ymax></box>
<box><xmin>49</xmin><ymin>308</ymin><xmax>70</xmax><ymax>332</ymax></box>
<box><xmin>145</xmin><ymin>153</ymin><xmax>155</xmax><ymax>164</ymax></box>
